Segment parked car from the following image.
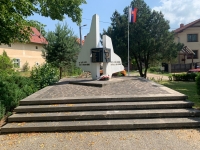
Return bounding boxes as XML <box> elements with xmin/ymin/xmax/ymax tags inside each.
<box><xmin>100</xmin><ymin>70</ymin><xmax>126</xmax><ymax>76</ymax></box>
<box><xmin>187</xmin><ymin>68</ymin><xmax>200</xmax><ymax>74</ymax></box>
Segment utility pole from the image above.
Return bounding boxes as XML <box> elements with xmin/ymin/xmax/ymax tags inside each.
<box><xmin>79</xmin><ymin>24</ymin><xmax>87</xmax><ymax>47</ymax></box>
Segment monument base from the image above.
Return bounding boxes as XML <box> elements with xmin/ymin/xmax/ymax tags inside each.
<box><xmin>68</xmin><ymin>77</ymin><xmax>130</xmax><ymax>87</ymax></box>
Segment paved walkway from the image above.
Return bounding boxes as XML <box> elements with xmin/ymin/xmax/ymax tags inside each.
<box><xmin>1</xmin><ymin>129</ymin><xmax>200</xmax><ymax>149</ymax></box>
<box><xmin>1</xmin><ymin>75</ymin><xmax>200</xmax><ymax>150</ymax></box>
<box><xmin>35</xmin><ymin>77</ymin><xmax>169</xmax><ymax>98</ymax></box>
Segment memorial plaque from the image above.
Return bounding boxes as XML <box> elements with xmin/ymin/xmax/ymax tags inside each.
<box><xmin>103</xmin><ymin>48</ymin><xmax>111</xmax><ymax>62</ymax></box>
<box><xmin>91</xmin><ymin>48</ymin><xmax>103</xmax><ymax>62</ymax></box>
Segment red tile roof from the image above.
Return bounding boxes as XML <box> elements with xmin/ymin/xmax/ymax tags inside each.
<box><xmin>30</xmin><ymin>27</ymin><xmax>48</xmax><ymax>44</ymax></box>
<box><xmin>174</xmin><ymin>19</ymin><xmax>200</xmax><ymax>33</ymax></box>
<box><xmin>77</xmin><ymin>38</ymin><xmax>85</xmax><ymax>45</ymax></box>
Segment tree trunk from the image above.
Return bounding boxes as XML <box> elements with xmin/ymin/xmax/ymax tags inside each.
<box><xmin>59</xmin><ymin>66</ymin><xmax>62</xmax><ymax>79</ymax></box>
<box><xmin>144</xmin><ymin>53</ymin><xmax>149</xmax><ymax>78</ymax></box>
<box><xmin>134</xmin><ymin>54</ymin><xmax>144</xmax><ymax>77</ymax></box>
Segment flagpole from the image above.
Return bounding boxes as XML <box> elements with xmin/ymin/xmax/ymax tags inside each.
<box><xmin>128</xmin><ymin>7</ymin><xmax>130</xmax><ymax>76</ymax></box>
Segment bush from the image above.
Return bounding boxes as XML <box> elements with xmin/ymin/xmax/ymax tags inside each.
<box><xmin>0</xmin><ymin>100</ymin><xmax>5</xmax><ymax>120</ymax></box>
<box><xmin>149</xmin><ymin>67</ymin><xmax>160</xmax><ymax>73</ymax></box>
<box><xmin>168</xmin><ymin>75</ymin><xmax>173</xmax><ymax>81</ymax></box>
<box><xmin>196</xmin><ymin>74</ymin><xmax>200</xmax><ymax>95</ymax></box>
<box><xmin>0</xmin><ymin>51</ymin><xmax>13</xmax><ymax>73</ymax></box>
<box><xmin>22</xmin><ymin>61</ymin><xmax>30</xmax><ymax>72</ymax></box>
<box><xmin>63</xmin><ymin>63</ymin><xmax>82</xmax><ymax>77</ymax></box>
<box><xmin>0</xmin><ymin>71</ymin><xmax>38</xmax><ymax>119</ymax></box>
<box><xmin>172</xmin><ymin>73</ymin><xmax>197</xmax><ymax>81</ymax></box>
<box><xmin>30</xmin><ymin>63</ymin><xmax>59</xmax><ymax>89</ymax></box>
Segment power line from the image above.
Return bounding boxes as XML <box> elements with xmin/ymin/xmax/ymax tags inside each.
<box><xmin>82</xmin><ymin>18</ymin><xmax>180</xmax><ymax>29</ymax></box>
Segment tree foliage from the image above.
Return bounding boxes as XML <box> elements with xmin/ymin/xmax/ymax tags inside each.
<box><xmin>0</xmin><ymin>51</ymin><xmax>13</xmax><ymax>73</ymax></box>
<box><xmin>31</xmin><ymin>63</ymin><xmax>59</xmax><ymax>89</ymax></box>
<box><xmin>43</xmin><ymin>23</ymin><xmax>80</xmax><ymax>79</ymax></box>
<box><xmin>103</xmin><ymin>0</ymin><xmax>183</xmax><ymax>77</ymax></box>
<box><xmin>27</xmin><ymin>20</ymin><xmax>47</xmax><ymax>37</ymax></box>
<box><xmin>0</xmin><ymin>0</ymin><xmax>86</xmax><ymax>45</ymax></box>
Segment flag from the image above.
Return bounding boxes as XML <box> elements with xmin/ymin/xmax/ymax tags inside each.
<box><xmin>129</xmin><ymin>7</ymin><xmax>138</xmax><ymax>23</ymax></box>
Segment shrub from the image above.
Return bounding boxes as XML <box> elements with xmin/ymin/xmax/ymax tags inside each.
<box><xmin>0</xmin><ymin>102</ymin><xmax>5</xmax><ymax>120</ymax></box>
<box><xmin>22</xmin><ymin>61</ymin><xmax>30</xmax><ymax>72</ymax></box>
<box><xmin>30</xmin><ymin>63</ymin><xmax>59</xmax><ymax>89</ymax></box>
<box><xmin>117</xmin><ymin>72</ymin><xmax>123</xmax><ymax>76</ymax></box>
<box><xmin>149</xmin><ymin>67</ymin><xmax>160</xmax><ymax>73</ymax></box>
<box><xmin>63</xmin><ymin>63</ymin><xmax>82</xmax><ymax>77</ymax></box>
<box><xmin>168</xmin><ymin>75</ymin><xmax>173</xmax><ymax>81</ymax></box>
<box><xmin>0</xmin><ymin>51</ymin><xmax>13</xmax><ymax>73</ymax></box>
<box><xmin>196</xmin><ymin>74</ymin><xmax>200</xmax><ymax>95</ymax></box>
<box><xmin>172</xmin><ymin>73</ymin><xmax>197</xmax><ymax>81</ymax></box>
<box><xmin>0</xmin><ymin>71</ymin><xmax>38</xmax><ymax>119</ymax></box>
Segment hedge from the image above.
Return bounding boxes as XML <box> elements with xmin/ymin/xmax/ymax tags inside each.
<box><xmin>172</xmin><ymin>73</ymin><xmax>197</xmax><ymax>81</ymax></box>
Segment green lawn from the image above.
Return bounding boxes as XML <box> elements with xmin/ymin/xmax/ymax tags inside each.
<box><xmin>159</xmin><ymin>81</ymin><xmax>200</xmax><ymax>108</ymax></box>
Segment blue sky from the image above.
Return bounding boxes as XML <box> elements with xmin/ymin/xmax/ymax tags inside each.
<box><xmin>28</xmin><ymin>0</ymin><xmax>200</xmax><ymax>38</ymax></box>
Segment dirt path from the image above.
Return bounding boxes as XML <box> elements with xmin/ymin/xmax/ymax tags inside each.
<box><xmin>131</xmin><ymin>72</ymin><xmax>169</xmax><ymax>81</ymax></box>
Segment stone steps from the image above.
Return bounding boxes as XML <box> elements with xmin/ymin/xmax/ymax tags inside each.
<box><xmin>2</xmin><ymin>118</ymin><xmax>200</xmax><ymax>133</ymax></box>
<box><xmin>8</xmin><ymin>109</ymin><xmax>200</xmax><ymax>122</ymax></box>
<box><xmin>2</xmin><ymin>93</ymin><xmax>200</xmax><ymax>133</ymax></box>
<box><xmin>19</xmin><ymin>95</ymin><xmax>188</xmax><ymax>105</ymax></box>
<box><xmin>14</xmin><ymin>101</ymin><xmax>193</xmax><ymax>113</ymax></box>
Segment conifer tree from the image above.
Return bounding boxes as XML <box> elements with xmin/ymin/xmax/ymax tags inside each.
<box><xmin>43</xmin><ymin>23</ymin><xmax>80</xmax><ymax>79</ymax></box>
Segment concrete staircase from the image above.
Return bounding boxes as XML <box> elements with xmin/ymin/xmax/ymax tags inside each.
<box><xmin>2</xmin><ymin>95</ymin><xmax>200</xmax><ymax>133</ymax></box>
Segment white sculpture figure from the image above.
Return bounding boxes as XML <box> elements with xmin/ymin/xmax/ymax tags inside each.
<box><xmin>76</xmin><ymin>14</ymin><xmax>124</xmax><ymax>80</ymax></box>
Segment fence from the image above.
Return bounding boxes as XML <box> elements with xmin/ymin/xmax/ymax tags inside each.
<box><xmin>171</xmin><ymin>62</ymin><xmax>200</xmax><ymax>73</ymax></box>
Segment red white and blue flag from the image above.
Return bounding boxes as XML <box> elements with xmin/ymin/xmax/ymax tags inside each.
<box><xmin>129</xmin><ymin>7</ymin><xmax>138</xmax><ymax>23</ymax></box>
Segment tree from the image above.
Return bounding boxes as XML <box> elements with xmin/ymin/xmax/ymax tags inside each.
<box><xmin>0</xmin><ymin>0</ymin><xmax>86</xmax><ymax>45</ymax></box>
<box><xmin>0</xmin><ymin>51</ymin><xmax>13</xmax><ymax>72</ymax></box>
<box><xmin>28</xmin><ymin>20</ymin><xmax>47</xmax><ymax>37</ymax></box>
<box><xmin>103</xmin><ymin>0</ymin><xmax>183</xmax><ymax>78</ymax></box>
<box><xmin>43</xmin><ymin>23</ymin><xmax>80</xmax><ymax>79</ymax></box>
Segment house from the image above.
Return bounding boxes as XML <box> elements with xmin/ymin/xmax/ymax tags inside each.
<box><xmin>0</xmin><ymin>27</ymin><xmax>47</xmax><ymax>69</ymax></box>
<box><xmin>174</xmin><ymin>19</ymin><xmax>200</xmax><ymax>65</ymax></box>
<box><xmin>168</xmin><ymin>19</ymin><xmax>200</xmax><ymax>72</ymax></box>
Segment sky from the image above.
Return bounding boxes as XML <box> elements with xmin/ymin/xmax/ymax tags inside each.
<box><xmin>28</xmin><ymin>0</ymin><xmax>200</xmax><ymax>38</ymax></box>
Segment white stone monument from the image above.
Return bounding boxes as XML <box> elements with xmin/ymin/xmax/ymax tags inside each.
<box><xmin>76</xmin><ymin>14</ymin><xmax>124</xmax><ymax>80</ymax></box>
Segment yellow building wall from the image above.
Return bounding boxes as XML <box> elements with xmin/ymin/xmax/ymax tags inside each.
<box><xmin>0</xmin><ymin>43</ymin><xmax>46</xmax><ymax>69</ymax></box>
<box><xmin>174</xmin><ymin>26</ymin><xmax>200</xmax><ymax>64</ymax></box>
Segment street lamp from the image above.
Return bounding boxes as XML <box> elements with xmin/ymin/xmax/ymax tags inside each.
<box><xmin>79</xmin><ymin>24</ymin><xmax>87</xmax><ymax>48</ymax></box>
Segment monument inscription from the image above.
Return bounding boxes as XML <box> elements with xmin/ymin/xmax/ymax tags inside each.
<box><xmin>91</xmin><ymin>48</ymin><xmax>103</xmax><ymax>63</ymax></box>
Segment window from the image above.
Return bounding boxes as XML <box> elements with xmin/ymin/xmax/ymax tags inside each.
<box><xmin>187</xmin><ymin>50</ymin><xmax>198</xmax><ymax>59</ymax></box>
<box><xmin>36</xmin><ymin>46</ymin><xmax>38</xmax><ymax>49</ymax></box>
<box><xmin>13</xmin><ymin>59</ymin><xmax>20</xmax><ymax>68</ymax></box>
<box><xmin>187</xmin><ymin>34</ymin><xmax>198</xmax><ymax>42</ymax></box>
<box><xmin>8</xmin><ymin>44</ymin><xmax>11</xmax><ymax>47</ymax></box>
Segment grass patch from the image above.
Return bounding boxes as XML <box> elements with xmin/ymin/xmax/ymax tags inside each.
<box><xmin>159</xmin><ymin>81</ymin><xmax>200</xmax><ymax>108</ymax></box>
<box><xmin>18</xmin><ymin>71</ymin><xmax>31</xmax><ymax>77</ymax></box>
<box><xmin>148</xmin><ymin>71</ymin><xmax>173</xmax><ymax>76</ymax></box>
